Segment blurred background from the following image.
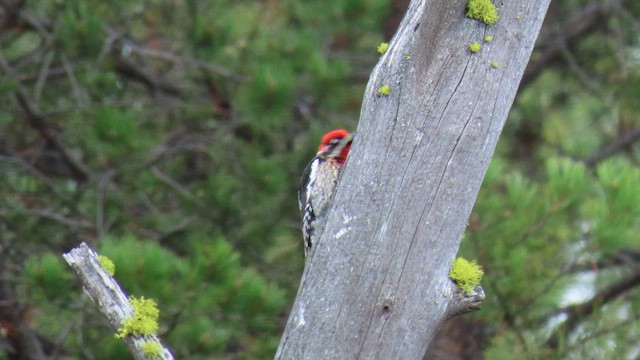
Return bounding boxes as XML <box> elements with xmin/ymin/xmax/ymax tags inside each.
<box><xmin>0</xmin><ymin>0</ymin><xmax>639</xmax><ymax>359</ymax></box>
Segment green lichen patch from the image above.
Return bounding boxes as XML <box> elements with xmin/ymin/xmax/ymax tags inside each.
<box><xmin>377</xmin><ymin>84</ymin><xmax>391</xmax><ymax>96</ymax></box>
<box><xmin>469</xmin><ymin>42</ymin><xmax>481</xmax><ymax>53</ymax></box>
<box><xmin>377</xmin><ymin>42</ymin><xmax>389</xmax><ymax>54</ymax></box>
<box><xmin>98</xmin><ymin>255</ymin><xmax>115</xmax><ymax>276</ymax></box>
<box><xmin>491</xmin><ymin>61</ymin><xmax>499</xmax><ymax>68</ymax></box>
<box><xmin>449</xmin><ymin>257</ymin><xmax>484</xmax><ymax>294</ymax></box>
<box><xmin>484</xmin><ymin>35</ymin><xmax>493</xmax><ymax>43</ymax></box>
<box><xmin>467</xmin><ymin>0</ymin><xmax>498</xmax><ymax>25</ymax></box>
<box><xmin>142</xmin><ymin>341</ymin><xmax>162</xmax><ymax>359</ymax></box>
<box><xmin>115</xmin><ymin>296</ymin><xmax>160</xmax><ymax>338</ymax></box>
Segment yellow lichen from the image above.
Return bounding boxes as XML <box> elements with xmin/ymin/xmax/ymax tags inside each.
<box><xmin>142</xmin><ymin>341</ymin><xmax>162</xmax><ymax>359</ymax></box>
<box><xmin>449</xmin><ymin>257</ymin><xmax>484</xmax><ymax>294</ymax></box>
<box><xmin>98</xmin><ymin>255</ymin><xmax>115</xmax><ymax>276</ymax></box>
<box><xmin>115</xmin><ymin>296</ymin><xmax>160</xmax><ymax>338</ymax></box>
<box><xmin>377</xmin><ymin>84</ymin><xmax>391</xmax><ymax>96</ymax></box>
<box><xmin>467</xmin><ymin>0</ymin><xmax>498</xmax><ymax>25</ymax></box>
<box><xmin>484</xmin><ymin>35</ymin><xmax>493</xmax><ymax>43</ymax></box>
<box><xmin>491</xmin><ymin>61</ymin><xmax>499</xmax><ymax>68</ymax></box>
<box><xmin>469</xmin><ymin>42</ymin><xmax>481</xmax><ymax>53</ymax></box>
<box><xmin>377</xmin><ymin>42</ymin><xmax>389</xmax><ymax>54</ymax></box>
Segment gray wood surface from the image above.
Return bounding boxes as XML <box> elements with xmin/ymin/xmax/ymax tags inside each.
<box><xmin>277</xmin><ymin>0</ymin><xmax>551</xmax><ymax>359</ymax></box>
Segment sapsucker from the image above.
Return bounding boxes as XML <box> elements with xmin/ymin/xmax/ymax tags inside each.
<box><xmin>298</xmin><ymin>129</ymin><xmax>353</xmax><ymax>257</ymax></box>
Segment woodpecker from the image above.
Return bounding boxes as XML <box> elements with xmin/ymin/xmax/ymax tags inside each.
<box><xmin>298</xmin><ymin>129</ymin><xmax>354</xmax><ymax>257</ymax></box>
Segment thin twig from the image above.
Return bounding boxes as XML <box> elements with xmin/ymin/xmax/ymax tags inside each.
<box><xmin>0</xmin><ymin>208</ymin><xmax>93</xmax><ymax>228</ymax></box>
<box><xmin>34</xmin><ymin>50</ymin><xmax>55</xmax><ymax>102</ymax></box>
<box><xmin>585</xmin><ymin>128</ymin><xmax>640</xmax><ymax>167</ymax></box>
<box><xmin>61</xmin><ymin>54</ymin><xmax>87</xmax><ymax>106</ymax></box>
<box><xmin>95</xmin><ymin>170</ymin><xmax>115</xmax><ymax>240</ymax></box>
<box><xmin>0</xmin><ymin>154</ymin><xmax>65</xmax><ymax>197</ymax></box>
<box><xmin>547</xmin><ymin>268</ymin><xmax>640</xmax><ymax>349</ymax></box>
<box><xmin>102</xmin><ymin>25</ymin><xmax>246</xmax><ymax>81</ymax></box>
<box><xmin>150</xmin><ymin>166</ymin><xmax>205</xmax><ymax>207</ymax></box>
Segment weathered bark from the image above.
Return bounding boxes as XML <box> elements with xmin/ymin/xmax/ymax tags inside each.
<box><xmin>63</xmin><ymin>243</ymin><xmax>174</xmax><ymax>360</ymax></box>
<box><xmin>277</xmin><ymin>0</ymin><xmax>550</xmax><ymax>359</ymax></box>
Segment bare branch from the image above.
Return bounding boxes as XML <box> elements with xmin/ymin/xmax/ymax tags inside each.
<box><xmin>585</xmin><ymin>127</ymin><xmax>640</xmax><ymax>167</ymax></box>
<box><xmin>113</xmin><ymin>56</ymin><xmax>185</xmax><ymax>97</ymax></box>
<box><xmin>444</xmin><ymin>284</ymin><xmax>485</xmax><ymax>320</ymax></box>
<box><xmin>34</xmin><ymin>50</ymin><xmax>55</xmax><ymax>102</ymax></box>
<box><xmin>103</xmin><ymin>25</ymin><xmax>240</xmax><ymax>79</ymax></box>
<box><xmin>150</xmin><ymin>166</ymin><xmax>206</xmax><ymax>207</ymax></box>
<box><xmin>63</xmin><ymin>243</ymin><xmax>174</xmax><ymax>360</ymax></box>
<box><xmin>0</xmin><ymin>208</ymin><xmax>93</xmax><ymax>228</ymax></box>
<box><xmin>547</xmin><ymin>268</ymin><xmax>640</xmax><ymax>350</ymax></box>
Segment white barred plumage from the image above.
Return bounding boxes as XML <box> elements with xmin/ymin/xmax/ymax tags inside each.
<box><xmin>297</xmin><ymin>129</ymin><xmax>353</xmax><ymax>257</ymax></box>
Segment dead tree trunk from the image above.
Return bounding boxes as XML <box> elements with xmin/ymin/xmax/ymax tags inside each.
<box><xmin>277</xmin><ymin>0</ymin><xmax>550</xmax><ymax>359</ymax></box>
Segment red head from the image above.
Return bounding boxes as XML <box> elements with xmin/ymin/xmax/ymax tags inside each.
<box><xmin>317</xmin><ymin>129</ymin><xmax>353</xmax><ymax>164</ymax></box>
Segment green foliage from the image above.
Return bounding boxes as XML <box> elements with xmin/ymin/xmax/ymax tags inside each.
<box><xmin>94</xmin><ymin>107</ymin><xmax>137</xmax><ymax>146</ymax></box>
<box><xmin>3</xmin><ymin>32</ymin><xmax>42</xmax><ymax>59</ymax></box>
<box><xmin>24</xmin><ymin>253</ymin><xmax>74</xmax><ymax>302</ymax></box>
<box><xmin>56</xmin><ymin>2</ymin><xmax>105</xmax><ymax>56</ymax></box>
<box><xmin>469</xmin><ymin>153</ymin><xmax>640</xmax><ymax>356</ymax></box>
<box><xmin>484</xmin><ymin>330</ymin><xmax>536</xmax><ymax>360</ymax></box>
<box><xmin>472</xmin><ymin>158</ymin><xmax>586</xmax><ymax>312</ymax></box>
<box><xmin>101</xmin><ymin>236</ymin><xmax>185</xmax><ymax>299</ymax></box>
<box><xmin>98</xmin><ymin>235</ymin><xmax>285</xmax><ymax>358</ymax></box>
<box><xmin>592</xmin><ymin>159</ymin><xmax>640</xmax><ymax>253</ymax></box>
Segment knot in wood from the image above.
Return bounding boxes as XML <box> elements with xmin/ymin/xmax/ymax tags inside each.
<box><xmin>380</xmin><ymin>298</ymin><xmax>394</xmax><ymax>315</ymax></box>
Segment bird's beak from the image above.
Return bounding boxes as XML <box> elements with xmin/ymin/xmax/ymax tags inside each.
<box><xmin>345</xmin><ymin>132</ymin><xmax>354</xmax><ymax>144</ymax></box>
